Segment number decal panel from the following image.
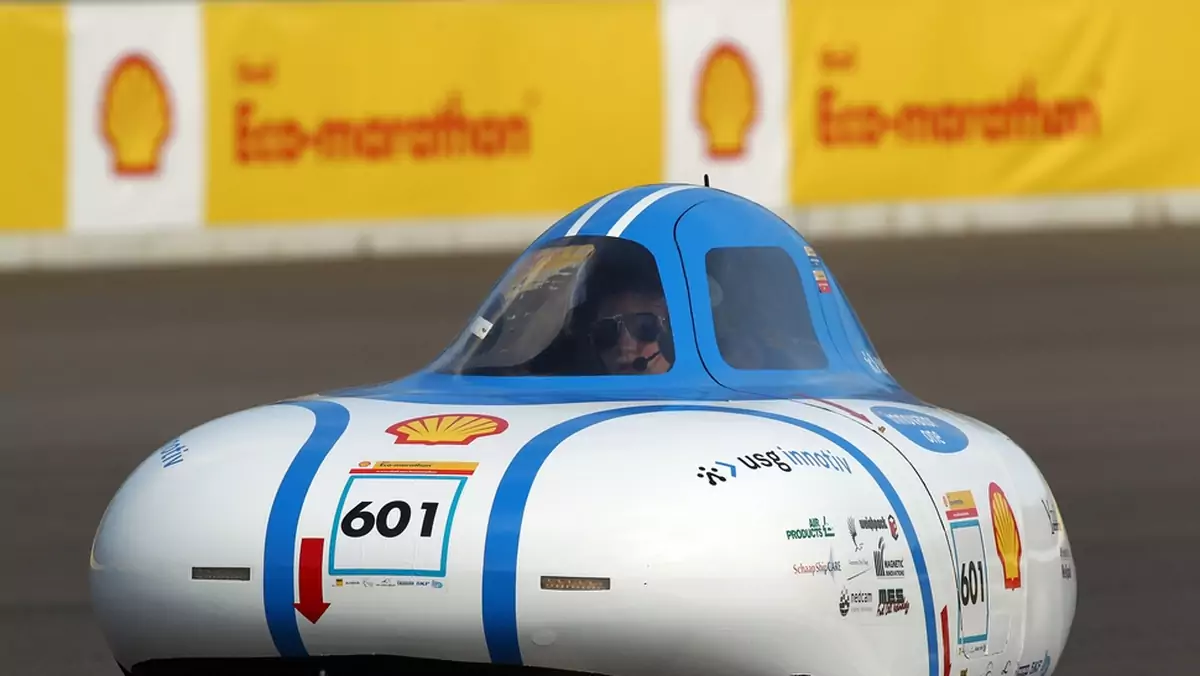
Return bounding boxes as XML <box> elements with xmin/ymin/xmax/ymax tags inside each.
<box><xmin>329</xmin><ymin>475</ymin><xmax>467</xmax><ymax>577</ymax></box>
<box><xmin>950</xmin><ymin>518</ymin><xmax>990</xmax><ymax>658</ymax></box>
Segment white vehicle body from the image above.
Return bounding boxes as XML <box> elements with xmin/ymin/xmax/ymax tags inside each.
<box><xmin>91</xmin><ymin>183</ymin><xmax>1076</xmax><ymax>676</ymax></box>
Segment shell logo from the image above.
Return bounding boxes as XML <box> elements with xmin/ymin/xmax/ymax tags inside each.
<box><xmin>696</xmin><ymin>41</ymin><xmax>758</xmax><ymax>160</ymax></box>
<box><xmin>100</xmin><ymin>52</ymin><xmax>172</xmax><ymax>177</ymax></box>
<box><xmin>385</xmin><ymin>414</ymin><xmax>508</xmax><ymax>446</ymax></box>
<box><xmin>989</xmin><ymin>482</ymin><xmax>1023</xmax><ymax>590</ymax></box>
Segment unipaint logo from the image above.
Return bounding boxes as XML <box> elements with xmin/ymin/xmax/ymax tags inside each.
<box><xmin>858</xmin><ymin>516</ymin><xmax>887</xmax><ymax>532</ymax></box>
<box><xmin>696</xmin><ymin>446</ymin><xmax>853</xmax><ymax>486</ymax></box>
<box><xmin>158</xmin><ymin>438</ymin><xmax>188</xmax><ymax>468</ymax></box>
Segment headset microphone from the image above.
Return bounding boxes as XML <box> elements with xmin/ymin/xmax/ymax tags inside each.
<box><xmin>632</xmin><ymin>351</ymin><xmax>661</xmax><ymax>372</ymax></box>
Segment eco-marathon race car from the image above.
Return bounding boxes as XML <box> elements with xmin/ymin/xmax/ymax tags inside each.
<box><xmin>90</xmin><ymin>182</ymin><xmax>1076</xmax><ymax>676</ymax></box>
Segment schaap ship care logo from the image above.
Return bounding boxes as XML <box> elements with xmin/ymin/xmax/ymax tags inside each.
<box><xmin>696</xmin><ymin>41</ymin><xmax>757</xmax><ymax>160</ymax></box>
<box><xmin>989</xmin><ymin>482</ymin><xmax>1023</xmax><ymax>590</ymax></box>
<box><xmin>100</xmin><ymin>52</ymin><xmax>172</xmax><ymax>177</ymax></box>
<box><xmin>385</xmin><ymin>414</ymin><xmax>508</xmax><ymax>446</ymax></box>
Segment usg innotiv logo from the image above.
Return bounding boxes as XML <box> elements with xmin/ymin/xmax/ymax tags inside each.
<box><xmin>697</xmin><ymin>446</ymin><xmax>853</xmax><ymax>486</ymax></box>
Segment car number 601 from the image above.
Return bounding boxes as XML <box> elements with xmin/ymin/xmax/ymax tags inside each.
<box><xmin>340</xmin><ymin>500</ymin><xmax>440</xmax><ymax>539</ymax></box>
<box><xmin>949</xmin><ymin>517</ymin><xmax>991</xmax><ymax>658</ymax></box>
<box><xmin>960</xmin><ymin>559</ymin><xmax>985</xmax><ymax>606</ymax></box>
<box><xmin>329</xmin><ymin>474</ymin><xmax>466</xmax><ymax>577</ymax></box>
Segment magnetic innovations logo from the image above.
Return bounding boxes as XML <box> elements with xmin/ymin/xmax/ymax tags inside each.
<box><xmin>100</xmin><ymin>52</ymin><xmax>173</xmax><ymax>177</ymax></box>
<box><xmin>873</xmin><ymin>536</ymin><xmax>906</xmax><ymax>578</ymax></box>
<box><xmin>697</xmin><ymin>446</ymin><xmax>853</xmax><ymax>486</ymax></box>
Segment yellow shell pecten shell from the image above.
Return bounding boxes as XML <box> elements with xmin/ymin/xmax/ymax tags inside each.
<box><xmin>696</xmin><ymin>42</ymin><xmax>757</xmax><ymax>158</ymax></box>
<box><xmin>101</xmin><ymin>52</ymin><xmax>171</xmax><ymax>175</ymax></box>
<box><xmin>989</xmin><ymin>482</ymin><xmax>1023</xmax><ymax>590</ymax></box>
<box><xmin>385</xmin><ymin>414</ymin><xmax>509</xmax><ymax>445</ymax></box>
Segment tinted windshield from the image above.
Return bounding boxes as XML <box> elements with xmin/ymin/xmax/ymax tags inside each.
<box><xmin>431</xmin><ymin>236</ymin><xmax>674</xmax><ymax>376</ymax></box>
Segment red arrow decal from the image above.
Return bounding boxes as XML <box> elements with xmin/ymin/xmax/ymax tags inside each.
<box><xmin>941</xmin><ymin>605</ymin><xmax>951</xmax><ymax>676</ymax></box>
<box><xmin>294</xmin><ymin>538</ymin><xmax>330</xmax><ymax>624</ymax></box>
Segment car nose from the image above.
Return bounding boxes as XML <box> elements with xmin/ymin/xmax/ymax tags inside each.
<box><xmin>89</xmin><ymin>403</ymin><xmax>321</xmax><ymax>667</ymax></box>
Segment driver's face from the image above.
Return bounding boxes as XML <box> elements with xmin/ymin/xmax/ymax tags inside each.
<box><xmin>593</xmin><ymin>291</ymin><xmax>671</xmax><ymax>375</ymax></box>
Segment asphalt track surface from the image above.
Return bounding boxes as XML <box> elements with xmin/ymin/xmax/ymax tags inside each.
<box><xmin>4</xmin><ymin>225</ymin><xmax>1199</xmax><ymax>676</ymax></box>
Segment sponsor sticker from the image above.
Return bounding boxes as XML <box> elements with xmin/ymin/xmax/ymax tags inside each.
<box><xmin>329</xmin><ymin>461</ymin><xmax>474</xmax><ymax>577</ymax></box>
<box><xmin>352</xmin><ymin>461</ymin><xmax>478</xmax><ymax>476</ymax></box>
<box><xmin>944</xmin><ymin>489</ymin><xmax>990</xmax><ymax>658</ymax></box>
<box><xmin>158</xmin><ymin>438</ymin><xmax>188</xmax><ymax>468</ymax></box>
<box><xmin>877</xmin><ymin>587</ymin><xmax>910</xmax><ymax>616</ymax></box>
<box><xmin>838</xmin><ymin>587</ymin><xmax>874</xmax><ymax>617</ymax></box>
<box><xmin>787</xmin><ymin>516</ymin><xmax>835</xmax><ymax>540</ymax></box>
<box><xmin>872</xmin><ymin>406</ymin><xmax>970</xmax><ymax>453</ymax></box>
<box><xmin>697</xmin><ymin>446</ymin><xmax>853</xmax><ymax>486</ymax></box>
<box><xmin>386</xmin><ymin>414</ymin><xmax>507</xmax><ymax>446</ymax></box>
<box><xmin>990</xmin><ymin>483</ymin><xmax>1023</xmax><ymax>590</ymax></box>
<box><xmin>793</xmin><ymin>559</ymin><xmax>843</xmax><ymax>577</ymax></box>
<box><xmin>872</xmin><ymin>536</ymin><xmax>906</xmax><ymax>579</ymax></box>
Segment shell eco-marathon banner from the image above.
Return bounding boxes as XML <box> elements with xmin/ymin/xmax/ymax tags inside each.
<box><xmin>1</xmin><ymin>0</ymin><xmax>1200</xmax><ymax>240</ymax></box>
<box><xmin>788</xmin><ymin>0</ymin><xmax>1200</xmax><ymax>205</ymax></box>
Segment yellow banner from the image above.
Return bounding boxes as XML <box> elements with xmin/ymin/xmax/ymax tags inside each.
<box><xmin>0</xmin><ymin>6</ymin><xmax>65</xmax><ymax>231</ymax></box>
<box><xmin>790</xmin><ymin>0</ymin><xmax>1200</xmax><ymax>204</ymax></box>
<box><xmin>205</xmin><ymin>1</ymin><xmax>661</xmax><ymax>224</ymax></box>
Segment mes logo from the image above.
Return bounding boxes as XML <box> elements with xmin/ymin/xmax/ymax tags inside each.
<box><xmin>697</xmin><ymin>446</ymin><xmax>853</xmax><ymax>486</ymax></box>
<box><xmin>877</xmin><ymin>587</ymin><xmax>910</xmax><ymax>616</ymax></box>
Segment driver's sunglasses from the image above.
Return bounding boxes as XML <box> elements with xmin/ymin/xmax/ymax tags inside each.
<box><xmin>590</xmin><ymin>312</ymin><xmax>665</xmax><ymax>349</ymax></box>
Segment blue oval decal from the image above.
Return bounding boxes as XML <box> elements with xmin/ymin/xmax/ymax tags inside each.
<box><xmin>871</xmin><ymin>406</ymin><xmax>969</xmax><ymax>453</ymax></box>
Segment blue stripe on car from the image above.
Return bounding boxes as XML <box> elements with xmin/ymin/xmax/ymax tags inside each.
<box><xmin>482</xmin><ymin>404</ymin><xmax>938</xmax><ymax>676</ymax></box>
<box><xmin>263</xmin><ymin>399</ymin><xmax>351</xmax><ymax>657</ymax></box>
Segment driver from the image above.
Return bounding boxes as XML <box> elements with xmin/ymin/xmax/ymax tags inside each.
<box><xmin>588</xmin><ymin>284</ymin><xmax>673</xmax><ymax>375</ymax></box>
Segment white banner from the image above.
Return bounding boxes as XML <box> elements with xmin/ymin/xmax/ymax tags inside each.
<box><xmin>68</xmin><ymin>1</ymin><xmax>204</xmax><ymax>233</ymax></box>
<box><xmin>663</xmin><ymin>0</ymin><xmax>788</xmax><ymax>211</ymax></box>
